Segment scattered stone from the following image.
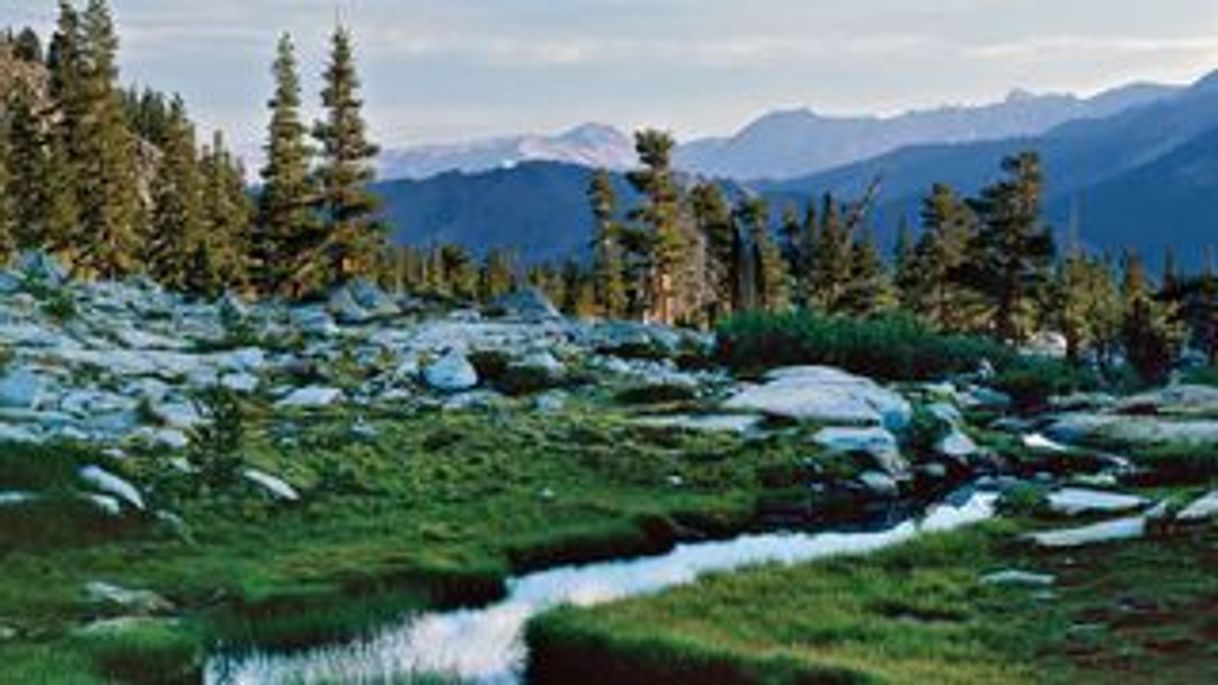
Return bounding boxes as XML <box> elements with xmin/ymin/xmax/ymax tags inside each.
<box><xmin>981</xmin><ymin>570</ymin><xmax>1057</xmax><ymax>587</ymax></box>
<box><xmin>960</xmin><ymin>385</ymin><xmax>1011</xmax><ymax>411</ymax></box>
<box><xmin>81</xmin><ymin>493</ymin><xmax>123</xmax><ymax>516</ymax></box>
<box><xmin>0</xmin><ymin>491</ymin><xmax>37</xmax><ymax>506</ymax></box>
<box><xmin>243</xmin><ymin>469</ymin><xmax>300</xmax><ymax>502</ymax></box>
<box><xmin>1046</xmin><ymin>488</ymin><xmax>1148</xmax><ymax>516</ymax></box>
<box><xmin>16</xmin><ymin>250</ymin><xmax>67</xmax><ymax>286</ymax></box>
<box><xmin>0</xmin><ymin>624</ymin><xmax>16</xmax><ymax>641</ymax></box>
<box><xmin>1176</xmin><ymin>490</ymin><xmax>1218</xmax><ymax>523</ymax></box>
<box><xmin>424</xmin><ymin>350</ymin><xmax>479</xmax><ymax>393</ymax></box>
<box><xmin>493</xmin><ymin>288</ymin><xmax>562</xmax><ymax>320</ymax></box>
<box><xmin>813</xmin><ymin>426</ymin><xmax>908</xmax><ymax>478</ymax></box>
<box><xmin>84</xmin><ymin>581</ymin><xmax>172</xmax><ymax>615</ymax></box>
<box><xmin>348</xmin><ymin>279</ymin><xmax>400</xmax><ymax>319</ymax></box>
<box><xmin>1023</xmin><ymin>432</ymin><xmax>1069</xmax><ymax>453</ymax></box>
<box><xmin>78</xmin><ymin>465</ymin><xmax>145</xmax><ymax>511</ymax></box>
<box><xmin>857</xmin><ymin>470</ymin><xmax>900</xmax><ymax>498</ymax></box>
<box><xmin>0</xmin><ymin>368</ymin><xmax>49</xmax><ymax>409</ymax></box>
<box><xmin>635</xmin><ymin>413</ymin><xmax>762</xmax><ymax>434</ymax></box>
<box><xmin>725</xmin><ymin>366</ymin><xmax>911</xmax><ymax>430</ymax></box>
<box><xmin>1027</xmin><ymin>515</ymin><xmax>1149</xmax><ymax>548</ymax></box>
<box><xmin>534</xmin><ymin>390</ymin><xmax>568</xmax><ymax>414</ymax></box>
<box><xmin>276</xmin><ymin>386</ymin><xmax>344</xmax><ymax>409</ymax></box>
<box><xmin>1046</xmin><ymin>413</ymin><xmax>1218</xmax><ymax>447</ymax></box>
<box><xmin>220</xmin><ymin>372</ymin><xmax>260</xmax><ymax>394</ymax></box>
<box><xmin>1116</xmin><ymin>384</ymin><xmax>1218</xmax><ymax>418</ymax></box>
<box><xmin>538</xmin><ymin>487</ymin><xmax>556</xmax><ymax>501</ymax></box>
<box><xmin>938</xmin><ymin>428</ymin><xmax>980</xmax><ymax>459</ymax></box>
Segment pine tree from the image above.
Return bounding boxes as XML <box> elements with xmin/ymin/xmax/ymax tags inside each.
<box><xmin>779</xmin><ymin>203</ymin><xmax>803</xmax><ymax>282</ymax></box>
<box><xmin>965</xmin><ymin>152</ymin><xmax>1055</xmax><ymax>341</ymax></box>
<box><xmin>841</xmin><ymin>231</ymin><xmax>890</xmax><ymax>316</ymax></box>
<box><xmin>146</xmin><ymin>96</ymin><xmax>203</xmax><ymax>292</ymax></box>
<box><xmin>257</xmin><ymin>33</ymin><xmax>317</xmax><ymax>298</ymax></box>
<box><xmin>892</xmin><ymin>216</ymin><xmax>919</xmax><ymax>312</ymax></box>
<box><xmin>915</xmin><ymin>183</ymin><xmax>975</xmax><ymax>330</ymax></box>
<box><xmin>588</xmin><ymin>169</ymin><xmax>627</xmax><ymax>318</ymax></box>
<box><xmin>689</xmin><ymin>182</ymin><xmax>735</xmax><ymax>322</ymax></box>
<box><xmin>313</xmin><ymin>25</ymin><xmax>383</xmax><ymax>289</ymax></box>
<box><xmin>199</xmin><ymin>130</ymin><xmax>253</xmax><ymax>294</ymax></box>
<box><xmin>13</xmin><ymin>28</ymin><xmax>43</xmax><ymax>63</ymax></box>
<box><xmin>626</xmin><ymin>129</ymin><xmax>684</xmax><ymax>324</ymax></box>
<box><xmin>5</xmin><ymin>82</ymin><xmax>50</xmax><ymax>251</ymax></box>
<box><xmin>74</xmin><ymin>0</ymin><xmax>141</xmax><ymax>279</ymax></box>
<box><xmin>734</xmin><ymin>197</ymin><xmax>788</xmax><ymax>312</ymax></box>
<box><xmin>0</xmin><ymin>116</ymin><xmax>15</xmax><ymax>261</ymax></box>
<box><xmin>807</xmin><ymin>193</ymin><xmax>852</xmax><ymax>312</ymax></box>
<box><xmin>1121</xmin><ymin>250</ymin><xmax>1185</xmax><ymax>383</ymax></box>
<box><xmin>478</xmin><ymin>248</ymin><xmax>516</xmax><ymax>301</ymax></box>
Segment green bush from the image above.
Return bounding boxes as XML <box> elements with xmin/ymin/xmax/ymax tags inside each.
<box><xmin>715</xmin><ymin>311</ymin><xmax>1015</xmax><ymax>381</ymax></box>
<box><xmin>991</xmin><ymin>359</ymin><xmax>1099</xmax><ymax>413</ymax></box>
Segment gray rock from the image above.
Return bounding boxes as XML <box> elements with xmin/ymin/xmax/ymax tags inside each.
<box><xmin>937</xmin><ymin>428</ymin><xmax>980</xmax><ymax>459</ymax></box>
<box><xmin>424</xmin><ymin>350</ymin><xmax>479</xmax><ymax>392</ymax></box>
<box><xmin>812</xmin><ymin>426</ymin><xmax>908</xmax><ymax>478</ymax></box>
<box><xmin>84</xmin><ymin>582</ymin><xmax>172</xmax><ymax>615</ymax></box>
<box><xmin>725</xmin><ymin>366</ymin><xmax>911</xmax><ymax>430</ymax></box>
<box><xmin>220</xmin><ymin>372</ymin><xmax>260</xmax><ymax>394</ymax></box>
<box><xmin>244</xmin><ymin>469</ymin><xmax>300</xmax><ymax>501</ymax></box>
<box><xmin>1026</xmin><ymin>515</ymin><xmax>1149</xmax><ymax>548</ymax></box>
<box><xmin>276</xmin><ymin>386</ymin><xmax>344</xmax><ymax>409</ymax></box>
<box><xmin>960</xmin><ymin>385</ymin><xmax>1011</xmax><ymax>411</ymax></box>
<box><xmin>635</xmin><ymin>413</ymin><xmax>763</xmax><ymax>434</ymax></box>
<box><xmin>16</xmin><ymin>250</ymin><xmax>67</xmax><ymax>286</ymax></box>
<box><xmin>857</xmin><ymin>470</ymin><xmax>900</xmax><ymax>498</ymax></box>
<box><xmin>1116</xmin><ymin>384</ymin><xmax>1218</xmax><ymax>418</ymax></box>
<box><xmin>492</xmin><ymin>287</ymin><xmax>560</xmax><ymax>320</ymax></box>
<box><xmin>327</xmin><ymin>286</ymin><xmax>371</xmax><ymax>324</ymax></box>
<box><xmin>1177</xmin><ymin>490</ymin><xmax>1218</xmax><ymax>523</ymax></box>
<box><xmin>0</xmin><ymin>368</ymin><xmax>49</xmax><ymax>409</ymax></box>
<box><xmin>981</xmin><ymin>570</ymin><xmax>1056</xmax><ymax>587</ymax></box>
<box><xmin>1046</xmin><ymin>488</ymin><xmax>1148</xmax><ymax>516</ymax></box>
<box><xmin>1022</xmin><ymin>432</ymin><xmax>1070</xmax><ymax>453</ymax></box>
<box><xmin>78</xmin><ymin>466</ymin><xmax>145</xmax><ymax>511</ymax></box>
<box><xmin>348</xmin><ymin>279</ymin><xmax>400</xmax><ymax>318</ymax></box>
<box><xmin>1046</xmin><ymin>413</ymin><xmax>1218</xmax><ymax>446</ymax></box>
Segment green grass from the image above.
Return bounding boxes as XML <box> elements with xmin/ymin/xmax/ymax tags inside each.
<box><xmin>527</xmin><ymin>517</ymin><xmax>1218</xmax><ymax>684</ymax></box>
<box><xmin>0</xmin><ymin>400</ymin><xmax>815</xmax><ymax>680</ymax></box>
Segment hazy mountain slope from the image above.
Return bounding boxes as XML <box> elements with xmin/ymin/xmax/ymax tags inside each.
<box><xmin>379</xmin><ymin>124</ymin><xmax>636</xmax><ymax>180</ymax></box>
<box><xmin>674</xmin><ymin>83</ymin><xmax>1176</xmax><ymax>181</ymax></box>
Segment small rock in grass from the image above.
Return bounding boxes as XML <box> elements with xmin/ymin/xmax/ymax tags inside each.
<box><xmin>538</xmin><ymin>487</ymin><xmax>556</xmax><ymax>502</ymax></box>
<box><xmin>78</xmin><ymin>465</ymin><xmax>145</xmax><ymax>511</ymax></box>
<box><xmin>1047</xmin><ymin>488</ymin><xmax>1148</xmax><ymax>516</ymax></box>
<box><xmin>243</xmin><ymin>469</ymin><xmax>300</xmax><ymax>502</ymax></box>
<box><xmin>981</xmin><ymin>570</ymin><xmax>1056</xmax><ymax>587</ymax></box>
<box><xmin>276</xmin><ymin>386</ymin><xmax>344</xmax><ymax>409</ymax></box>
<box><xmin>84</xmin><ymin>582</ymin><xmax>172</xmax><ymax>615</ymax></box>
<box><xmin>1177</xmin><ymin>490</ymin><xmax>1218</xmax><ymax>523</ymax></box>
<box><xmin>857</xmin><ymin>470</ymin><xmax>900</xmax><ymax>498</ymax></box>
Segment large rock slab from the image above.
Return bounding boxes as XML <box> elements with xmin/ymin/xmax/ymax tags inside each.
<box><xmin>812</xmin><ymin>426</ymin><xmax>908</xmax><ymax>478</ymax></box>
<box><xmin>724</xmin><ymin>366</ymin><xmax>911</xmax><ymax>430</ymax></box>
<box><xmin>0</xmin><ymin>368</ymin><xmax>50</xmax><ymax>409</ymax></box>
<box><xmin>78</xmin><ymin>466</ymin><xmax>145</xmax><ymax>511</ymax></box>
<box><xmin>1116</xmin><ymin>384</ymin><xmax>1218</xmax><ymax>417</ymax></box>
<box><xmin>1046</xmin><ymin>413</ymin><xmax>1218</xmax><ymax>446</ymax></box>
<box><xmin>424</xmin><ymin>350</ymin><xmax>479</xmax><ymax>392</ymax></box>
<box><xmin>1177</xmin><ymin>490</ymin><xmax>1218</xmax><ymax>523</ymax></box>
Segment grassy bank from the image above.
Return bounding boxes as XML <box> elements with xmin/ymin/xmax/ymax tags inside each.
<box><xmin>0</xmin><ymin>399</ymin><xmax>817</xmax><ymax>682</ymax></box>
<box><xmin>526</xmin><ymin>514</ymin><xmax>1218</xmax><ymax>684</ymax></box>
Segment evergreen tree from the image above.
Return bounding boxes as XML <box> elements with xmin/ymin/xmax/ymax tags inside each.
<box><xmin>965</xmin><ymin>152</ymin><xmax>1055</xmax><ymax>341</ymax></box>
<box><xmin>779</xmin><ymin>203</ymin><xmax>803</xmax><ymax>281</ymax></box>
<box><xmin>807</xmin><ymin>193</ymin><xmax>852</xmax><ymax>312</ymax></box>
<box><xmin>145</xmin><ymin>96</ymin><xmax>203</xmax><ymax>292</ymax></box>
<box><xmin>74</xmin><ymin>0</ymin><xmax>141</xmax><ymax>279</ymax></box>
<box><xmin>13</xmin><ymin>27</ymin><xmax>43</xmax><ymax>63</ymax></box>
<box><xmin>588</xmin><ymin>169</ymin><xmax>627</xmax><ymax>318</ymax></box>
<box><xmin>313</xmin><ymin>25</ymin><xmax>383</xmax><ymax>289</ymax></box>
<box><xmin>736</xmin><ymin>197</ymin><xmax>788</xmax><ymax>312</ymax></box>
<box><xmin>0</xmin><ymin>116</ymin><xmax>14</xmax><ymax>261</ymax></box>
<box><xmin>4</xmin><ymin>83</ymin><xmax>51</xmax><ymax>251</ymax></box>
<box><xmin>841</xmin><ymin>231</ymin><xmax>890</xmax><ymax>316</ymax></box>
<box><xmin>689</xmin><ymin>182</ymin><xmax>735</xmax><ymax>322</ymax></box>
<box><xmin>1121</xmin><ymin>250</ymin><xmax>1185</xmax><ymax>383</ymax></box>
<box><xmin>199</xmin><ymin>130</ymin><xmax>253</xmax><ymax>294</ymax></box>
<box><xmin>915</xmin><ymin>183</ymin><xmax>974</xmax><ymax>330</ymax></box>
<box><xmin>478</xmin><ymin>248</ymin><xmax>516</xmax><ymax>301</ymax></box>
<box><xmin>626</xmin><ymin>129</ymin><xmax>684</xmax><ymax>324</ymax></box>
<box><xmin>257</xmin><ymin>33</ymin><xmax>317</xmax><ymax>298</ymax></box>
<box><xmin>892</xmin><ymin>216</ymin><xmax>919</xmax><ymax>312</ymax></box>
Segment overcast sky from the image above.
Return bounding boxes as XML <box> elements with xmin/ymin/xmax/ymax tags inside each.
<box><xmin>5</xmin><ymin>0</ymin><xmax>1218</xmax><ymax>155</ymax></box>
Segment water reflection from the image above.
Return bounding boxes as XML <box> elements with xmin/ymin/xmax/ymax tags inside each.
<box><xmin>207</xmin><ymin>491</ymin><xmax>997</xmax><ymax>684</ymax></box>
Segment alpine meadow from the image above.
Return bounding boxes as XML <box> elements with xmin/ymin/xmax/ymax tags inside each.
<box><xmin>0</xmin><ymin>1</ymin><xmax>1216</xmax><ymax>684</ymax></box>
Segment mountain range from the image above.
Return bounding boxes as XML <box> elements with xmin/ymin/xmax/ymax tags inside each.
<box><xmin>376</xmin><ymin>71</ymin><xmax>1218</xmax><ymax>268</ymax></box>
<box><xmin>378</xmin><ymin>84</ymin><xmax>1178</xmax><ymax>183</ymax></box>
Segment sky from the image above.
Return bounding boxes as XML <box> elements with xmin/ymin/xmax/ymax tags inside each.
<box><xmin>5</xmin><ymin>0</ymin><xmax>1218</xmax><ymax>157</ymax></box>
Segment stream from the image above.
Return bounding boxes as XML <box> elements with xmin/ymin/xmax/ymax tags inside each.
<box><xmin>205</xmin><ymin>488</ymin><xmax>998</xmax><ymax>684</ymax></box>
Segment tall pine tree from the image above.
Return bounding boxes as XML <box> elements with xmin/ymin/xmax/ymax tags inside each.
<box><xmin>965</xmin><ymin>152</ymin><xmax>1055</xmax><ymax>341</ymax></box>
<box><xmin>588</xmin><ymin>169</ymin><xmax>627</xmax><ymax>318</ymax></box>
<box><xmin>312</xmin><ymin>25</ymin><xmax>383</xmax><ymax>290</ymax></box>
<box><xmin>627</xmin><ymin>129</ymin><xmax>684</xmax><ymax>324</ymax></box>
<box><xmin>145</xmin><ymin>96</ymin><xmax>203</xmax><ymax>292</ymax></box>
<box><xmin>257</xmin><ymin>33</ymin><xmax>317</xmax><ymax>297</ymax></box>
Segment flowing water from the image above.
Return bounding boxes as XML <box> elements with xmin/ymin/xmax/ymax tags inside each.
<box><xmin>206</xmin><ymin>489</ymin><xmax>997</xmax><ymax>684</ymax></box>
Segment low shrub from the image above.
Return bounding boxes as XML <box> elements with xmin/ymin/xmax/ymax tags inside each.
<box><xmin>614</xmin><ymin>383</ymin><xmax>698</xmax><ymax>405</ymax></box>
<box><xmin>715</xmin><ymin>310</ymin><xmax>1014</xmax><ymax>381</ymax></box>
<box><xmin>991</xmin><ymin>359</ymin><xmax>1100</xmax><ymax>413</ymax></box>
